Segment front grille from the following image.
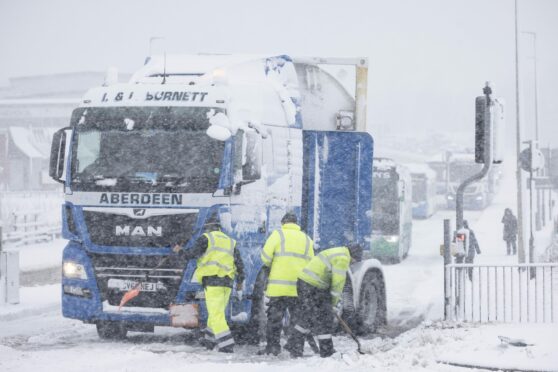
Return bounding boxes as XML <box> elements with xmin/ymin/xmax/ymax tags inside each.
<box><xmin>83</xmin><ymin>211</ymin><xmax>198</xmax><ymax>248</ymax></box>
<box><xmin>89</xmin><ymin>253</ymin><xmax>191</xmax><ymax>308</ymax></box>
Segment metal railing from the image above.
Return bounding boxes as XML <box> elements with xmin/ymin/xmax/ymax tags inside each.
<box><xmin>446</xmin><ymin>263</ymin><xmax>557</xmax><ymax>323</ymax></box>
<box><xmin>1</xmin><ymin>211</ymin><xmax>60</xmax><ymax>247</ymax></box>
<box><xmin>0</xmin><ymin>191</ymin><xmax>62</xmax><ymax>247</ymax></box>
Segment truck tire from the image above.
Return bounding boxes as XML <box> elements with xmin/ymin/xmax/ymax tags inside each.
<box><xmin>356</xmin><ymin>270</ymin><xmax>385</xmax><ymax>335</ymax></box>
<box><xmin>232</xmin><ymin>269</ymin><xmax>267</xmax><ymax>345</ymax></box>
<box><xmin>96</xmin><ymin>321</ymin><xmax>128</xmax><ymax>340</ymax></box>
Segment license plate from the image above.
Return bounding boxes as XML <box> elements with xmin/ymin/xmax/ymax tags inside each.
<box><xmin>108</xmin><ymin>279</ymin><xmax>164</xmax><ymax>292</ymax></box>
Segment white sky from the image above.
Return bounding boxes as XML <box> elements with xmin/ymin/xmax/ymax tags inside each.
<box><xmin>1</xmin><ymin>0</ymin><xmax>557</xmax><ymax>146</ymax></box>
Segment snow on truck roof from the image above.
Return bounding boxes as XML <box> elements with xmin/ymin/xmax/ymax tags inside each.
<box><xmin>130</xmin><ymin>54</ymin><xmax>299</xmax><ymax>89</ymax></box>
<box><xmin>131</xmin><ymin>54</ymin><xmax>278</xmax><ymax>81</ymax></box>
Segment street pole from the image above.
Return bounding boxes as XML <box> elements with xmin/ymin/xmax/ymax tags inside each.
<box><xmin>525</xmin><ymin>140</ymin><xmax>534</xmax><ymax>263</ymax></box>
<box><xmin>443</xmin><ymin>219</ymin><xmax>451</xmax><ymax>321</ymax></box>
<box><xmin>514</xmin><ymin>0</ymin><xmax>526</xmax><ymax>263</ymax></box>
<box><xmin>523</xmin><ymin>31</ymin><xmax>541</xmax><ymax>231</ymax></box>
<box><xmin>456</xmin><ymin>84</ymin><xmax>492</xmax><ymax>230</ymax></box>
<box><xmin>521</xmin><ymin>32</ymin><xmax>539</xmax><ymax>142</ymax></box>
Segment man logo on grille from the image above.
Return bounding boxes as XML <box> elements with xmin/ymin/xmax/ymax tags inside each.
<box><xmin>115</xmin><ymin>225</ymin><xmax>162</xmax><ymax>237</ymax></box>
<box><xmin>133</xmin><ymin>209</ymin><xmax>146</xmax><ymax>217</ymax></box>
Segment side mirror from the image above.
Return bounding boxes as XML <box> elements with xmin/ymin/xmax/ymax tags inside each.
<box><xmin>207</xmin><ymin>112</ymin><xmax>233</xmax><ymax>141</ymax></box>
<box><xmin>49</xmin><ymin>127</ymin><xmax>70</xmax><ymax>183</ymax></box>
<box><xmin>242</xmin><ymin>130</ymin><xmax>262</xmax><ymax>182</ymax></box>
<box><xmin>233</xmin><ymin>130</ymin><xmax>261</xmax><ymax>187</ymax></box>
<box><xmin>207</xmin><ymin>125</ymin><xmax>232</xmax><ymax>141</ymax></box>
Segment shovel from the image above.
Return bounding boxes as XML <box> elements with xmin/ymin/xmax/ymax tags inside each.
<box><xmin>334</xmin><ymin>312</ymin><xmax>365</xmax><ymax>355</ymax></box>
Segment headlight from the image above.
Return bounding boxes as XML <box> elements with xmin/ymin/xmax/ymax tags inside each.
<box><xmin>63</xmin><ymin>261</ymin><xmax>88</xmax><ymax>280</ymax></box>
<box><xmin>385</xmin><ymin>235</ymin><xmax>399</xmax><ymax>243</ymax></box>
<box><xmin>447</xmin><ymin>195</ymin><xmax>454</xmax><ymax>200</ymax></box>
<box><xmin>476</xmin><ymin>195</ymin><xmax>483</xmax><ymax>201</ymax></box>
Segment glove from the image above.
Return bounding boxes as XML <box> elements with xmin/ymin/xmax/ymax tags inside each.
<box><xmin>333</xmin><ymin>302</ymin><xmax>343</xmax><ymax>317</ymax></box>
<box><xmin>236</xmin><ymin>282</ymin><xmax>243</xmax><ymax>301</ymax></box>
<box><xmin>172</xmin><ymin>244</ymin><xmax>182</xmax><ymax>254</ymax></box>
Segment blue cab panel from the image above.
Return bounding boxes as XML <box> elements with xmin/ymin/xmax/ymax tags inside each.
<box><xmin>301</xmin><ymin>131</ymin><xmax>374</xmax><ymax>252</ymax></box>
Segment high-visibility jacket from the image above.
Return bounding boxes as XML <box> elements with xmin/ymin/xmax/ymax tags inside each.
<box><xmin>261</xmin><ymin>223</ymin><xmax>314</xmax><ymax>297</ymax></box>
<box><xmin>194</xmin><ymin>231</ymin><xmax>237</xmax><ymax>283</ymax></box>
<box><xmin>298</xmin><ymin>246</ymin><xmax>350</xmax><ymax>305</ymax></box>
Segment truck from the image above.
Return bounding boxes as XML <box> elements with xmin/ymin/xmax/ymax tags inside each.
<box><xmin>370</xmin><ymin>158</ymin><xmax>412</xmax><ymax>263</ymax></box>
<box><xmin>408</xmin><ymin>163</ymin><xmax>438</xmax><ymax>219</ymax></box>
<box><xmin>49</xmin><ymin>54</ymin><xmax>386</xmax><ymax>341</ymax></box>
<box><xmin>444</xmin><ymin>153</ymin><xmax>498</xmax><ymax>210</ymax></box>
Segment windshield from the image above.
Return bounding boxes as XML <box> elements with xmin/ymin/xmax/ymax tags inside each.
<box><xmin>412</xmin><ymin>177</ymin><xmax>426</xmax><ymax>202</ymax></box>
<box><xmin>70</xmin><ymin>107</ymin><xmax>226</xmax><ymax>192</ymax></box>
<box><xmin>372</xmin><ymin>167</ymin><xmax>400</xmax><ymax>235</ymax></box>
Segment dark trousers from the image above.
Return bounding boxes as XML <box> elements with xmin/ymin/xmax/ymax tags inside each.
<box><xmin>287</xmin><ymin>280</ymin><xmax>334</xmax><ymax>357</ymax></box>
<box><xmin>505</xmin><ymin>239</ymin><xmax>517</xmax><ymax>255</ymax></box>
<box><xmin>265</xmin><ymin>297</ymin><xmax>298</xmax><ymax>349</ymax></box>
<box><xmin>455</xmin><ymin>255</ymin><xmax>473</xmax><ymax>281</ymax></box>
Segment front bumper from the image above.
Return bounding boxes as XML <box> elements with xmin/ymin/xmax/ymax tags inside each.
<box><xmin>61</xmin><ymin>241</ymin><xmax>213</xmax><ymax>326</ymax></box>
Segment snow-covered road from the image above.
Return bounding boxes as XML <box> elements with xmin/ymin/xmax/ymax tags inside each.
<box><xmin>1</xmin><ymin>284</ymin><xmax>557</xmax><ymax>371</ymax></box>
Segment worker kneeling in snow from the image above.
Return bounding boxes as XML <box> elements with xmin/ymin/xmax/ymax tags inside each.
<box><xmin>173</xmin><ymin>213</ymin><xmax>244</xmax><ymax>353</ymax></box>
<box><xmin>286</xmin><ymin>243</ymin><xmax>363</xmax><ymax>358</ymax></box>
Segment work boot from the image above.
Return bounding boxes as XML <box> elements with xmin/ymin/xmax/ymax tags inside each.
<box><xmin>286</xmin><ymin>332</ymin><xmax>304</xmax><ymax>358</ymax></box>
<box><xmin>199</xmin><ymin>337</ymin><xmax>215</xmax><ymax>350</ymax></box>
<box><xmin>218</xmin><ymin>345</ymin><xmax>234</xmax><ymax>353</ymax></box>
<box><xmin>318</xmin><ymin>338</ymin><xmax>335</xmax><ymax>358</ymax></box>
<box><xmin>257</xmin><ymin>344</ymin><xmax>281</xmax><ymax>356</ymax></box>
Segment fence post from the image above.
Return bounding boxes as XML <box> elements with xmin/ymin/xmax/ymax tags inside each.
<box><xmin>444</xmin><ymin>219</ymin><xmax>452</xmax><ymax>320</ymax></box>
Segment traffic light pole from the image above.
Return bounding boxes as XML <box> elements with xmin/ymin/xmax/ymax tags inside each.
<box><xmin>456</xmin><ymin>84</ymin><xmax>493</xmax><ymax>229</ymax></box>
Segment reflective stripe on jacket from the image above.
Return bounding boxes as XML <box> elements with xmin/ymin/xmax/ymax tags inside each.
<box><xmin>298</xmin><ymin>246</ymin><xmax>350</xmax><ymax>305</ymax></box>
<box><xmin>261</xmin><ymin>223</ymin><xmax>314</xmax><ymax>297</ymax></box>
<box><xmin>195</xmin><ymin>231</ymin><xmax>237</xmax><ymax>282</ymax></box>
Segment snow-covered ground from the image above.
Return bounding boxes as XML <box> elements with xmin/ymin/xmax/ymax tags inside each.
<box><xmin>1</xmin><ymin>284</ymin><xmax>557</xmax><ymax>371</ymax></box>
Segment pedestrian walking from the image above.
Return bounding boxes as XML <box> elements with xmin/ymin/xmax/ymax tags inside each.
<box><xmin>502</xmin><ymin>208</ymin><xmax>518</xmax><ymax>255</ymax></box>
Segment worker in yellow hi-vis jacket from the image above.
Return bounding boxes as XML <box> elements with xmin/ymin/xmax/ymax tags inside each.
<box><xmin>286</xmin><ymin>243</ymin><xmax>363</xmax><ymax>358</ymax></box>
<box><xmin>173</xmin><ymin>214</ymin><xmax>244</xmax><ymax>353</ymax></box>
<box><xmin>258</xmin><ymin>211</ymin><xmax>314</xmax><ymax>356</ymax></box>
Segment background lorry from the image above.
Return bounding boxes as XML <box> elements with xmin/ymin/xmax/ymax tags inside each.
<box><xmin>444</xmin><ymin>152</ymin><xmax>500</xmax><ymax>210</ymax></box>
<box><xmin>49</xmin><ymin>54</ymin><xmax>387</xmax><ymax>341</ymax></box>
<box><xmin>370</xmin><ymin>158</ymin><xmax>412</xmax><ymax>263</ymax></box>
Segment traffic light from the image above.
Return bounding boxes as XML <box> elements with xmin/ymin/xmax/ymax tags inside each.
<box><xmin>475</xmin><ymin>96</ymin><xmax>486</xmax><ymax>164</ymax></box>
<box><xmin>475</xmin><ymin>95</ymin><xmax>505</xmax><ymax>164</ymax></box>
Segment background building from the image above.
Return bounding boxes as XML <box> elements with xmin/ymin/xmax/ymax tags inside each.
<box><xmin>0</xmin><ymin>72</ymin><xmax>130</xmax><ymax>191</ymax></box>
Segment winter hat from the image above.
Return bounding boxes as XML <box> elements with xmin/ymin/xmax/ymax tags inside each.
<box><xmin>281</xmin><ymin>211</ymin><xmax>298</xmax><ymax>224</ymax></box>
<box><xmin>347</xmin><ymin>242</ymin><xmax>363</xmax><ymax>262</ymax></box>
